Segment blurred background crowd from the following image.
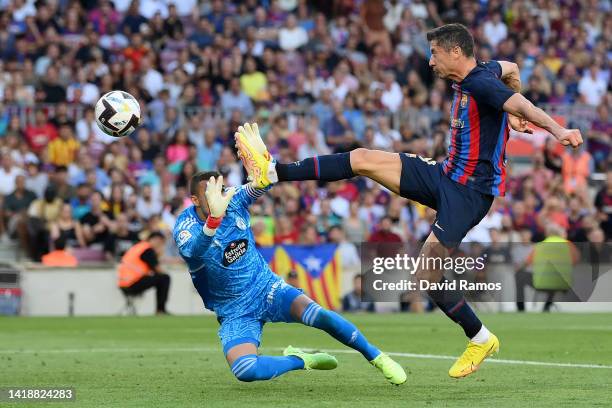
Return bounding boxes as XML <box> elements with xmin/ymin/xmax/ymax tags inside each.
<box><xmin>0</xmin><ymin>0</ymin><xmax>610</xmax><ymax>268</ymax></box>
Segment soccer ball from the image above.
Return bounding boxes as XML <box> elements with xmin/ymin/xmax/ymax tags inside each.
<box><xmin>95</xmin><ymin>91</ymin><xmax>141</xmax><ymax>137</ymax></box>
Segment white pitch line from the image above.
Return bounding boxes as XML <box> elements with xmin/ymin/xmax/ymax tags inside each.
<box><xmin>1</xmin><ymin>346</ymin><xmax>611</xmax><ymax>370</ymax></box>
<box><xmin>294</xmin><ymin>348</ymin><xmax>612</xmax><ymax>370</ymax></box>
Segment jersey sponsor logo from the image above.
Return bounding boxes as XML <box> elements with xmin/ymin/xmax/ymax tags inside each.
<box><xmin>222</xmin><ymin>239</ymin><xmax>248</xmax><ymax>266</ymax></box>
<box><xmin>177</xmin><ymin>230</ymin><xmax>192</xmax><ymax>247</ymax></box>
<box><xmin>236</xmin><ymin>216</ymin><xmax>247</xmax><ymax>230</ymax></box>
<box><xmin>451</xmin><ymin>118</ymin><xmax>465</xmax><ymax>128</ymax></box>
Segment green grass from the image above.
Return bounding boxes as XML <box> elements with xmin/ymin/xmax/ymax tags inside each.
<box><xmin>1</xmin><ymin>313</ymin><xmax>612</xmax><ymax>408</ymax></box>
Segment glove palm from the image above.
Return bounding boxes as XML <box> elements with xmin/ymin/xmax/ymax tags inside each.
<box><xmin>204</xmin><ymin>176</ymin><xmax>236</xmax><ymax>218</ymax></box>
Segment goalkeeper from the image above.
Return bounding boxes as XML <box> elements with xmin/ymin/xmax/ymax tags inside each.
<box><xmin>172</xmin><ymin>165</ymin><xmax>406</xmax><ymax>384</ymax></box>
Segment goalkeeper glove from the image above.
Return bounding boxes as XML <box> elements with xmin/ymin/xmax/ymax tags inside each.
<box><xmin>235</xmin><ymin>122</ymin><xmax>278</xmax><ymax>189</ymax></box>
<box><xmin>203</xmin><ymin>176</ymin><xmax>235</xmax><ymax>234</ymax></box>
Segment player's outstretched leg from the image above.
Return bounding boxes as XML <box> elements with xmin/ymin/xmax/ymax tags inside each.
<box><xmin>275</xmin><ymin>149</ymin><xmax>403</xmax><ymax>195</ymax></box>
<box><xmin>291</xmin><ymin>296</ymin><xmax>407</xmax><ymax>385</ymax></box>
<box><xmin>235</xmin><ymin>127</ymin><xmax>403</xmax><ymax>194</ymax></box>
<box><xmin>226</xmin><ymin>342</ymin><xmax>336</xmax><ymax>383</ymax></box>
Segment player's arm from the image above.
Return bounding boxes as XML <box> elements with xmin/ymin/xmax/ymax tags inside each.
<box><xmin>502</xmin><ymin>94</ymin><xmax>583</xmax><ymax>147</ymax></box>
<box><xmin>497</xmin><ymin>61</ymin><xmax>521</xmax><ymax>93</ymax></box>
<box><xmin>492</xmin><ymin>60</ymin><xmax>532</xmax><ymax>133</ymax></box>
<box><xmin>229</xmin><ymin>184</ymin><xmax>272</xmax><ymax>210</ymax></box>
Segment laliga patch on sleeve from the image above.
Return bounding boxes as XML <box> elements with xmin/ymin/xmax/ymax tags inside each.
<box><xmin>177</xmin><ymin>230</ymin><xmax>192</xmax><ymax>247</ymax></box>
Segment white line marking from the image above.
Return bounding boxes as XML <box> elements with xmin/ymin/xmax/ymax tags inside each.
<box><xmin>1</xmin><ymin>346</ymin><xmax>611</xmax><ymax>370</ymax></box>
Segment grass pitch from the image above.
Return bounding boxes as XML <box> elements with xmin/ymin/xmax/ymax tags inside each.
<box><xmin>1</xmin><ymin>313</ymin><xmax>611</xmax><ymax>408</ymax></box>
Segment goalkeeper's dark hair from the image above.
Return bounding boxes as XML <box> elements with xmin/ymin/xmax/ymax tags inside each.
<box><xmin>426</xmin><ymin>23</ymin><xmax>474</xmax><ymax>57</ymax></box>
<box><xmin>190</xmin><ymin>171</ymin><xmax>220</xmax><ymax>196</ymax></box>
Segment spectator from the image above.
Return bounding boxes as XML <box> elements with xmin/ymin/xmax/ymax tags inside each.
<box><xmin>342</xmin><ymin>274</ymin><xmax>375</xmax><ymax>312</ymax></box>
<box><xmin>140</xmin><ymin>55</ymin><xmax>163</xmax><ymax>98</ymax></box>
<box><xmin>136</xmin><ymin>184</ymin><xmax>163</xmax><ymax>221</ymax></box>
<box><xmin>279</xmin><ymin>14</ymin><xmax>308</xmax><ymax>51</ymax></box>
<box><xmin>39</xmin><ymin>65</ymin><xmax>66</xmax><ymax>103</ymax></box>
<box><xmin>81</xmin><ymin>191</ymin><xmax>113</xmax><ymax>247</ymax></box>
<box><xmin>50</xmin><ymin>203</ymin><xmax>86</xmax><ymax>248</ymax></box>
<box><xmin>578</xmin><ymin>66</ymin><xmax>607</xmax><ymax>107</ymax></box>
<box><xmin>118</xmin><ymin>231</ymin><xmax>171</xmax><ymax>315</ymax></box>
<box><xmin>47</xmin><ymin>124</ymin><xmax>80</xmax><ymax>167</ymax></box>
<box><xmin>1</xmin><ymin>175</ymin><xmax>36</xmax><ymax>241</ymax></box>
<box><xmin>27</xmin><ymin>185</ymin><xmax>63</xmax><ymax>260</ymax></box>
<box><xmin>379</xmin><ymin>71</ymin><xmax>403</xmax><ymax>113</ymax></box>
<box><xmin>360</xmin><ymin>0</ymin><xmax>392</xmax><ymax>55</ymax></box>
<box><xmin>240</xmin><ymin>57</ymin><xmax>268</xmax><ymax>102</ymax></box>
<box><xmin>221</xmin><ymin>77</ymin><xmax>254</xmax><ymax>119</ymax></box>
<box><xmin>24</xmin><ymin>162</ymin><xmax>48</xmax><ymax>198</ymax></box>
<box><xmin>328</xmin><ymin>226</ymin><xmax>360</xmax><ymax>273</ymax></box>
<box><xmin>106</xmin><ymin>213</ymin><xmax>140</xmax><ymax>258</ymax></box>
<box><xmin>166</xmin><ymin>129</ymin><xmax>191</xmax><ymax>165</ymax></box>
<box><xmin>24</xmin><ymin>109</ymin><xmax>57</xmax><ymax>154</ymax></box>
<box><xmin>368</xmin><ymin>216</ymin><xmax>403</xmax><ymax>243</ymax></box>
<box><xmin>483</xmin><ymin>13</ymin><xmax>507</xmax><ymax>50</ymax></box>
<box><xmin>0</xmin><ymin>155</ymin><xmax>25</xmax><ymax>197</ymax></box>
<box><xmin>196</xmin><ymin>128</ymin><xmax>223</xmax><ymax>171</ymax></box>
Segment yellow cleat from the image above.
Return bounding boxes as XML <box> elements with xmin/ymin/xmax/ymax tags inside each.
<box><xmin>234</xmin><ymin>122</ymin><xmax>277</xmax><ymax>189</ymax></box>
<box><xmin>448</xmin><ymin>333</ymin><xmax>499</xmax><ymax>378</ymax></box>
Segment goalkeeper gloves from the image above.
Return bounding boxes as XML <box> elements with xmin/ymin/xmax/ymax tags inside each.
<box><xmin>235</xmin><ymin>122</ymin><xmax>278</xmax><ymax>189</ymax></box>
<box><xmin>203</xmin><ymin>175</ymin><xmax>235</xmax><ymax>235</ymax></box>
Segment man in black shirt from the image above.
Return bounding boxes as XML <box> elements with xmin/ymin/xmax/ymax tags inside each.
<box><xmin>2</xmin><ymin>175</ymin><xmax>37</xmax><ymax>239</ymax></box>
<box><xmin>81</xmin><ymin>191</ymin><xmax>113</xmax><ymax>247</ymax></box>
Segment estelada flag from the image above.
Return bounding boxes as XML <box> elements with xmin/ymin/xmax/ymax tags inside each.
<box><xmin>278</xmin><ymin>244</ymin><xmax>341</xmax><ymax>311</ymax></box>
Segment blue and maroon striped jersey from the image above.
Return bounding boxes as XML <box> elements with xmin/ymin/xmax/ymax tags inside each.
<box><xmin>442</xmin><ymin>60</ymin><xmax>516</xmax><ymax>196</ymax></box>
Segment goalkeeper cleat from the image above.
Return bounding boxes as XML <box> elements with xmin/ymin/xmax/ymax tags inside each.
<box><xmin>283</xmin><ymin>346</ymin><xmax>338</xmax><ymax>371</ymax></box>
<box><xmin>370</xmin><ymin>353</ymin><xmax>407</xmax><ymax>385</ymax></box>
<box><xmin>235</xmin><ymin>123</ymin><xmax>278</xmax><ymax>189</ymax></box>
<box><xmin>448</xmin><ymin>333</ymin><xmax>500</xmax><ymax>378</ymax></box>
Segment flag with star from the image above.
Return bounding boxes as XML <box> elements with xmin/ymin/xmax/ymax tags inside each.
<box><xmin>279</xmin><ymin>244</ymin><xmax>341</xmax><ymax>310</ymax></box>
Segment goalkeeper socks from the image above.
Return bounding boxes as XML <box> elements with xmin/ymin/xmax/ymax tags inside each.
<box><xmin>301</xmin><ymin>302</ymin><xmax>380</xmax><ymax>361</ymax></box>
<box><xmin>231</xmin><ymin>354</ymin><xmax>304</xmax><ymax>382</ymax></box>
<box><xmin>276</xmin><ymin>153</ymin><xmax>354</xmax><ymax>182</ymax></box>
<box><xmin>428</xmin><ymin>278</ymin><xmax>482</xmax><ymax>338</ymax></box>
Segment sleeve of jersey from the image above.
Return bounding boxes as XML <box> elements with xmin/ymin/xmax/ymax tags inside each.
<box><xmin>174</xmin><ymin>225</ymin><xmax>211</xmax><ymax>259</ymax></box>
<box><xmin>228</xmin><ymin>184</ymin><xmax>271</xmax><ymax>210</ymax></box>
<box><xmin>482</xmin><ymin>60</ymin><xmax>503</xmax><ymax>78</ymax></box>
<box><xmin>464</xmin><ymin>72</ymin><xmax>515</xmax><ymax>111</ymax></box>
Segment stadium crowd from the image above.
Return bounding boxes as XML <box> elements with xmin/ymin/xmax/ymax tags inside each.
<box><xmin>0</xmin><ymin>0</ymin><xmax>610</xmax><ymax>266</ymax></box>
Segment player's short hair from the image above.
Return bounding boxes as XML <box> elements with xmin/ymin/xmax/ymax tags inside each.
<box><xmin>426</xmin><ymin>23</ymin><xmax>474</xmax><ymax>57</ymax></box>
<box><xmin>190</xmin><ymin>171</ymin><xmax>220</xmax><ymax>196</ymax></box>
